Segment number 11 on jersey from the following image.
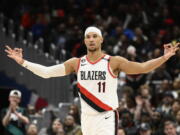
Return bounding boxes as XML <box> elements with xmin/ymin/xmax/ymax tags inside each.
<box><xmin>97</xmin><ymin>82</ymin><xmax>106</xmax><ymax>93</ymax></box>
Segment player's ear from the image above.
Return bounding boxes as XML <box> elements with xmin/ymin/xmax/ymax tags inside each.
<box><xmin>84</xmin><ymin>37</ymin><xmax>86</xmax><ymax>45</ymax></box>
<box><xmin>100</xmin><ymin>37</ymin><xmax>103</xmax><ymax>44</ymax></box>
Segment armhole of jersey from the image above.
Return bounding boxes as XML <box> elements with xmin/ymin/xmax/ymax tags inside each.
<box><xmin>76</xmin><ymin>58</ymin><xmax>81</xmax><ymax>73</ymax></box>
<box><xmin>108</xmin><ymin>56</ymin><xmax>117</xmax><ymax>78</ymax></box>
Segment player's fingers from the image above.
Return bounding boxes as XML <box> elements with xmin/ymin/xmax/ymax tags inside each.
<box><xmin>19</xmin><ymin>48</ymin><xmax>23</xmax><ymax>53</ymax></box>
<box><xmin>174</xmin><ymin>47</ymin><xmax>179</xmax><ymax>52</ymax></box>
<box><xmin>14</xmin><ymin>49</ymin><xmax>18</xmax><ymax>52</ymax></box>
<box><xmin>164</xmin><ymin>44</ymin><xmax>171</xmax><ymax>49</ymax></box>
<box><xmin>172</xmin><ymin>43</ymin><xmax>179</xmax><ymax>50</ymax></box>
<box><xmin>14</xmin><ymin>48</ymin><xmax>19</xmax><ymax>50</ymax></box>
<box><xmin>14</xmin><ymin>48</ymin><xmax>21</xmax><ymax>51</ymax></box>
<box><xmin>5</xmin><ymin>45</ymin><xmax>13</xmax><ymax>51</ymax></box>
<box><xmin>5</xmin><ymin>49</ymin><xmax>12</xmax><ymax>54</ymax></box>
<box><xmin>174</xmin><ymin>42</ymin><xmax>180</xmax><ymax>47</ymax></box>
<box><xmin>14</xmin><ymin>48</ymin><xmax>20</xmax><ymax>53</ymax></box>
<box><xmin>7</xmin><ymin>55</ymin><xmax>13</xmax><ymax>58</ymax></box>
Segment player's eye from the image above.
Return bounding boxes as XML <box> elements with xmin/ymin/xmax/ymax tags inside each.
<box><xmin>93</xmin><ymin>34</ymin><xmax>97</xmax><ymax>38</ymax></box>
<box><xmin>85</xmin><ymin>35</ymin><xmax>90</xmax><ymax>39</ymax></box>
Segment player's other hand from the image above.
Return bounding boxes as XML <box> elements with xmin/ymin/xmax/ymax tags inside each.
<box><xmin>163</xmin><ymin>42</ymin><xmax>180</xmax><ymax>60</ymax></box>
<box><xmin>5</xmin><ymin>45</ymin><xmax>24</xmax><ymax>64</ymax></box>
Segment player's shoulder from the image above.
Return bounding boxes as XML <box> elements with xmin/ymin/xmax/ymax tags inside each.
<box><xmin>109</xmin><ymin>55</ymin><xmax>126</xmax><ymax>62</ymax></box>
<box><xmin>65</xmin><ymin>57</ymin><xmax>85</xmax><ymax>68</ymax></box>
<box><xmin>66</xmin><ymin>57</ymin><xmax>80</xmax><ymax>64</ymax></box>
<box><xmin>64</xmin><ymin>57</ymin><xmax>81</xmax><ymax>73</ymax></box>
<box><xmin>109</xmin><ymin>55</ymin><xmax>128</xmax><ymax>68</ymax></box>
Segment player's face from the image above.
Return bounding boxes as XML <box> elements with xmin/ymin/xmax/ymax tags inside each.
<box><xmin>84</xmin><ymin>32</ymin><xmax>103</xmax><ymax>52</ymax></box>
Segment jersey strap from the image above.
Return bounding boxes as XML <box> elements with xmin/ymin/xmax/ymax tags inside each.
<box><xmin>77</xmin><ymin>83</ymin><xmax>113</xmax><ymax>112</ymax></box>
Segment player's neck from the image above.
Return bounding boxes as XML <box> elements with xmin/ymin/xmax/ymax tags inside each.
<box><xmin>87</xmin><ymin>50</ymin><xmax>104</xmax><ymax>62</ymax></box>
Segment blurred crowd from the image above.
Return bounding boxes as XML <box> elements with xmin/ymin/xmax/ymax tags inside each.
<box><xmin>1</xmin><ymin>0</ymin><xmax>180</xmax><ymax>135</ymax></box>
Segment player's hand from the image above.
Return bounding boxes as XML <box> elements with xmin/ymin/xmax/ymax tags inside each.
<box><xmin>5</xmin><ymin>45</ymin><xmax>24</xmax><ymax>64</ymax></box>
<box><xmin>163</xmin><ymin>42</ymin><xmax>180</xmax><ymax>60</ymax></box>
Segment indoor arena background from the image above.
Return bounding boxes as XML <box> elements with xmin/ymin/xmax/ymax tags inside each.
<box><xmin>0</xmin><ymin>0</ymin><xmax>180</xmax><ymax>135</ymax></box>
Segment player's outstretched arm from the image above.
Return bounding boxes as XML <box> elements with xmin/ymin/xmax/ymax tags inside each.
<box><xmin>5</xmin><ymin>45</ymin><xmax>78</xmax><ymax>78</ymax></box>
<box><xmin>114</xmin><ymin>43</ymin><xmax>179</xmax><ymax>74</ymax></box>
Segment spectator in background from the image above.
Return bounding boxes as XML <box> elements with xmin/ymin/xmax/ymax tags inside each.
<box><xmin>147</xmin><ymin>65</ymin><xmax>172</xmax><ymax>89</ymax></box>
<box><xmin>119</xmin><ymin>109</ymin><xmax>137</xmax><ymax>135</ymax></box>
<box><xmin>151</xmin><ymin>110</ymin><xmax>163</xmax><ymax>135</ymax></box>
<box><xmin>156</xmin><ymin>91</ymin><xmax>175</xmax><ymax>117</ymax></box>
<box><xmin>1</xmin><ymin>89</ymin><xmax>29</xmax><ymax>135</ymax></box>
<box><xmin>26</xmin><ymin>123</ymin><xmax>38</xmax><ymax>135</ymax></box>
<box><xmin>164</xmin><ymin>121</ymin><xmax>179</xmax><ymax>135</ymax></box>
<box><xmin>31</xmin><ymin>14</ymin><xmax>47</xmax><ymax>41</ymax></box>
<box><xmin>125</xmin><ymin>45</ymin><xmax>147</xmax><ymax>91</ymax></box>
<box><xmin>132</xmin><ymin>27</ymin><xmax>148</xmax><ymax>57</ymax></box>
<box><xmin>134</xmin><ymin>90</ymin><xmax>154</xmax><ymax>123</ymax></box>
<box><xmin>68</xmin><ymin>104</ymin><xmax>81</xmax><ymax>125</ymax></box>
<box><xmin>176</xmin><ymin>110</ymin><xmax>180</xmax><ymax>133</ymax></box>
<box><xmin>138</xmin><ymin>123</ymin><xmax>152</xmax><ymax>135</ymax></box>
<box><xmin>45</xmin><ymin>118</ymin><xmax>65</xmax><ymax>135</ymax></box>
<box><xmin>117</xmin><ymin>128</ymin><xmax>126</xmax><ymax>135</ymax></box>
<box><xmin>159</xmin><ymin>80</ymin><xmax>172</xmax><ymax>94</ymax></box>
<box><xmin>138</xmin><ymin>84</ymin><xmax>152</xmax><ymax>101</ymax></box>
<box><xmin>172</xmin><ymin>78</ymin><xmax>180</xmax><ymax>98</ymax></box>
<box><xmin>27</xmin><ymin>104</ymin><xmax>36</xmax><ymax>117</ymax></box>
<box><xmin>118</xmin><ymin>86</ymin><xmax>135</xmax><ymax>113</ymax></box>
<box><xmin>64</xmin><ymin>115</ymin><xmax>82</xmax><ymax>135</ymax></box>
<box><xmin>171</xmin><ymin>100</ymin><xmax>180</xmax><ymax>118</ymax></box>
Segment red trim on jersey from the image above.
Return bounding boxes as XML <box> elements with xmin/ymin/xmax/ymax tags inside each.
<box><xmin>108</xmin><ymin>57</ymin><xmax>117</xmax><ymax>78</ymax></box>
<box><xmin>86</xmin><ymin>54</ymin><xmax>106</xmax><ymax>64</ymax></box>
<box><xmin>76</xmin><ymin>58</ymin><xmax>81</xmax><ymax>73</ymax></box>
<box><xmin>114</xmin><ymin>110</ymin><xmax>119</xmax><ymax>135</ymax></box>
<box><xmin>77</xmin><ymin>83</ymin><xmax>113</xmax><ymax>111</ymax></box>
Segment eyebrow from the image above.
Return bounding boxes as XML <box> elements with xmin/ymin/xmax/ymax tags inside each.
<box><xmin>86</xmin><ymin>33</ymin><xmax>98</xmax><ymax>36</ymax></box>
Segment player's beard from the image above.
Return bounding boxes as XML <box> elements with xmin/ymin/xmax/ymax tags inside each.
<box><xmin>87</xmin><ymin>48</ymin><xmax>97</xmax><ymax>52</ymax></box>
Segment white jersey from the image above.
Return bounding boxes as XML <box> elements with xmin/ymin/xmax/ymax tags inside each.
<box><xmin>77</xmin><ymin>54</ymin><xmax>118</xmax><ymax>115</ymax></box>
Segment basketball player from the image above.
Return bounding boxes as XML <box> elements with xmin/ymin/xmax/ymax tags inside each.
<box><xmin>5</xmin><ymin>26</ymin><xmax>179</xmax><ymax>135</ymax></box>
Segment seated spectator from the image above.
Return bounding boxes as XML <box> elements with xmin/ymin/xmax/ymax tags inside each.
<box><xmin>176</xmin><ymin>110</ymin><xmax>180</xmax><ymax>134</ymax></box>
<box><xmin>49</xmin><ymin>118</ymin><xmax>64</xmax><ymax>135</ymax></box>
<box><xmin>172</xmin><ymin>78</ymin><xmax>180</xmax><ymax>98</ymax></box>
<box><xmin>26</xmin><ymin>123</ymin><xmax>38</xmax><ymax>135</ymax></box>
<box><xmin>64</xmin><ymin>115</ymin><xmax>82</xmax><ymax>135</ymax></box>
<box><xmin>151</xmin><ymin>111</ymin><xmax>163</xmax><ymax>134</ymax></box>
<box><xmin>119</xmin><ymin>109</ymin><xmax>137</xmax><ymax>135</ymax></box>
<box><xmin>27</xmin><ymin>105</ymin><xmax>37</xmax><ymax>117</ymax></box>
<box><xmin>171</xmin><ymin>99</ymin><xmax>180</xmax><ymax>117</ymax></box>
<box><xmin>117</xmin><ymin>128</ymin><xmax>126</xmax><ymax>135</ymax></box>
<box><xmin>147</xmin><ymin>65</ymin><xmax>172</xmax><ymax>89</ymax></box>
<box><xmin>134</xmin><ymin>95</ymin><xmax>153</xmax><ymax>122</ymax></box>
<box><xmin>156</xmin><ymin>91</ymin><xmax>175</xmax><ymax>117</ymax></box>
<box><xmin>1</xmin><ymin>89</ymin><xmax>29</xmax><ymax>135</ymax></box>
<box><xmin>164</xmin><ymin>121</ymin><xmax>179</xmax><ymax>135</ymax></box>
<box><xmin>138</xmin><ymin>123</ymin><xmax>152</xmax><ymax>135</ymax></box>
<box><xmin>68</xmin><ymin>104</ymin><xmax>81</xmax><ymax>125</ymax></box>
<box><xmin>139</xmin><ymin>84</ymin><xmax>151</xmax><ymax>97</ymax></box>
